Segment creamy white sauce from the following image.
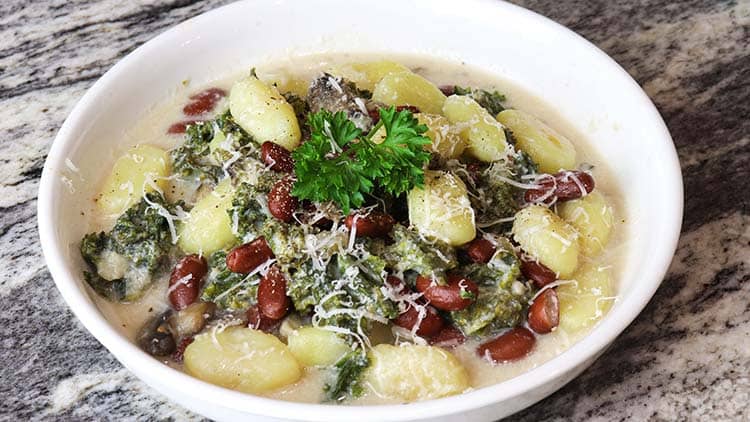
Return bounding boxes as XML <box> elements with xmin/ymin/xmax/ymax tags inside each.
<box><xmin>90</xmin><ymin>53</ymin><xmax>626</xmax><ymax>405</ymax></box>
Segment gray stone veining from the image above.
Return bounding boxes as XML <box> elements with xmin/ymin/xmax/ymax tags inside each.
<box><xmin>0</xmin><ymin>0</ymin><xmax>748</xmax><ymax>420</ymax></box>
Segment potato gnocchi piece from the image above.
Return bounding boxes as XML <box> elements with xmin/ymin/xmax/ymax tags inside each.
<box><xmin>408</xmin><ymin>170</ymin><xmax>476</xmax><ymax>246</ymax></box>
<box><xmin>364</xmin><ymin>344</ymin><xmax>469</xmax><ymax>401</ymax></box>
<box><xmin>327</xmin><ymin>60</ymin><xmax>410</xmax><ymax>91</ymax></box>
<box><xmin>417</xmin><ymin>113</ymin><xmax>465</xmax><ymax>159</ymax></box>
<box><xmin>372</xmin><ymin>71</ymin><xmax>447</xmax><ymax>115</ymax></box>
<box><xmin>184</xmin><ymin>326</ymin><xmax>302</xmax><ymax>394</ymax></box>
<box><xmin>178</xmin><ymin>179</ymin><xmax>236</xmax><ymax>254</ymax></box>
<box><xmin>258</xmin><ymin>70</ymin><xmax>309</xmax><ymax>98</ymax></box>
<box><xmin>558</xmin><ymin>192</ymin><xmax>614</xmax><ymax>257</ymax></box>
<box><xmin>97</xmin><ymin>145</ymin><xmax>170</xmax><ymax>216</ymax></box>
<box><xmin>287</xmin><ymin>326</ymin><xmax>351</xmax><ymax>367</ymax></box>
<box><xmin>442</xmin><ymin>95</ymin><xmax>509</xmax><ymax>162</ymax></box>
<box><xmin>496</xmin><ymin>109</ymin><xmax>576</xmax><ymax>173</ymax></box>
<box><xmin>558</xmin><ymin>263</ymin><xmax>614</xmax><ymax>332</ymax></box>
<box><xmin>512</xmin><ymin>205</ymin><xmax>580</xmax><ymax>278</ymax></box>
<box><xmin>229</xmin><ymin>75</ymin><xmax>301</xmax><ymax>151</ymax></box>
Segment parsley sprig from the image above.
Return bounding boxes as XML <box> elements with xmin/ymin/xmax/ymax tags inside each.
<box><xmin>292</xmin><ymin>107</ymin><xmax>431</xmax><ymax>213</ymax></box>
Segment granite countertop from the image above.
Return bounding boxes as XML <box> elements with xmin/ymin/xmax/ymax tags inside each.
<box><xmin>1</xmin><ymin>0</ymin><xmax>748</xmax><ymax>420</ymax></box>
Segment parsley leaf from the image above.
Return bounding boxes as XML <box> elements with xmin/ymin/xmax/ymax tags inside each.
<box><xmin>291</xmin><ymin>107</ymin><xmax>431</xmax><ymax>213</ymax></box>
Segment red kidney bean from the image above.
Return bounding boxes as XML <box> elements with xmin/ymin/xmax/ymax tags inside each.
<box><xmin>477</xmin><ymin>327</ymin><xmax>536</xmax><ymax>363</ymax></box>
<box><xmin>168</xmin><ymin>255</ymin><xmax>208</xmax><ymax>311</ymax></box>
<box><xmin>393</xmin><ymin>304</ymin><xmax>445</xmax><ymax>337</ymax></box>
<box><xmin>369</xmin><ymin>105</ymin><xmax>422</xmax><ymax>123</ymax></box>
<box><xmin>171</xmin><ymin>336</ymin><xmax>194</xmax><ymax>363</ymax></box>
<box><xmin>466</xmin><ymin>162</ymin><xmax>484</xmax><ymax>185</ymax></box>
<box><xmin>344</xmin><ymin>211</ymin><xmax>396</xmax><ymax>237</ymax></box>
<box><xmin>183</xmin><ymin>88</ymin><xmax>227</xmax><ymax>116</ymax></box>
<box><xmin>246</xmin><ymin>305</ymin><xmax>282</xmax><ymax>332</ymax></box>
<box><xmin>395</xmin><ymin>105</ymin><xmax>420</xmax><ymax>114</ymax></box>
<box><xmin>416</xmin><ymin>274</ymin><xmax>479</xmax><ymax>312</ymax></box>
<box><xmin>528</xmin><ymin>289</ymin><xmax>560</xmax><ymax>334</ymax></box>
<box><xmin>261</xmin><ymin>141</ymin><xmax>294</xmax><ymax>173</ymax></box>
<box><xmin>429</xmin><ymin>325</ymin><xmax>466</xmax><ymax>348</ymax></box>
<box><xmin>268</xmin><ymin>177</ymin><xmax>299</xmax><ymax>222</ymax></box>
<box><xmin>385</xmin><ymin>275</ymin><xmax>408</xmax><ymax>293</ymax></box>
<box><xmin>257</xmin><ymin>265</ymin><xmax>290</xmax><ymax>320</ymax></box>
<box><xmin>367</xmin><ymin>108</ymin><xmax>381</xmax><ymax>122</ymax></box>
<box><xmin>167</xmin><ymin>120</ymin><xmax>202</xmax><ymax>134</ymax></box>
<box><xmin>226</xmin><ymin>238</ymin><xmax>274</xmax><ymax>274</ymax></box>
<box><xmin>520</xmin><ymin>255</ymin><xmax>557</xmax><ymax>288</ymax></box>
<box><xmin>439</xmin><ymin>85</ymin><xmax>455</xmax><ymax>96</ymax></box>
<box><xmin>465</xmin><ymin>238</ymin><xmax>496</xmax><ymax>264</ymax></box>
<box><xmin>524</xmin><ymin>170</ymin><xmax>595</xmax><ymax>204</ymax></box>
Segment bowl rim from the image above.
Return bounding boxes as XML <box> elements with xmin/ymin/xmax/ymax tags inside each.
<box><xmin>38</xmin><ymin>0</ymin><xmax>683</xmax><ymax>420</ymax></box>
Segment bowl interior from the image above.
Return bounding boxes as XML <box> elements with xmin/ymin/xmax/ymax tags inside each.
<box><xmin>39</xmin><ymin>0</ymin><xmax>682</xmax><ymax>420</ymax></box>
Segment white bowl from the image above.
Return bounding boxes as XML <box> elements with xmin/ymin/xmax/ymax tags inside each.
<box><xmin>38</xmin><ymin>0</ymin><xmax>682</xmax><ymax>420</ymax></box>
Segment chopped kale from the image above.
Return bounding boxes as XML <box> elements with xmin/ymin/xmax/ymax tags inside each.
<box><xmin>83</xmin><ymin>270</ymin><xmax>127</xmax><ymax>301</ymax></box>
<box><xmin>324</xmin><ymin>351</ymin><xmax>370</xmax><ymax>402</ymax></box>
<box><xmin>109</xmin><ymin>192</ymin><xmax>177</xmax><ymax>270</ymax></box>
<box><xmin>200</xmin><ymin>250</ymin><xmax>258</xmax><ymax>310</ymax></box>
<box><xmin>454</xmin><ymin>86</ymin><xmax>506</xmax><ymax>115</ymax></box>
<box><xmin>171</xmin><ymin>110</ymin><xmax>258</xmax><ymax>184</ymax></box>
<box><xmin>229</xmin><ymin>182</ymin><xmax>268</xmax><ymax>241</ymax></box>
<box><xmin>261</xmin><ymin>219</ymin><xmax>309</xmax><ymax>267</ymax></box>
<box><xmin>450</xmin><ymin>242</ymin><xmax>532</xmax><ymax>335</ymax></box>
<box><xmin>171</xmin><ymin>120</ymin><xmax>222</xmax><ymax>183</ymax></box>
<box><xmin>286</xmin><ymin>248</ymin><xmax>398</xmax><ymax>334</ymax></box>
<box><xmin>334</xmin><ymin>252</ymin><xmax>399</xmax><ymax>320</ymax></box>
<box><xmin>512</xmin><ymin>149</ymin><xmax>539</xmax><ymax>177</ymax></box>
<box><xmin>211</xmin><ymin>109</ymin><xmax>258</xmax><ymax>162</ymax></box>
<box><xmin>377</xmin><ymin>225</ymin><xmax>457</xmax><ymax>284</ymax></box>
<box><xmin>80</xmin><ymin>192</ymin><xmax>176</xmax><ymax>301</ymax></box>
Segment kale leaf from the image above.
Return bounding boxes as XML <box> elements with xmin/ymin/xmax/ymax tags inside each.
<box><xmin>80</xmin><ymin>192</ymin><xmax>176</xmax><ymax>301</ymax></box>
<box><xmin>453</xmin><ymin>86</ymin><xmax>507</xmax><ymax>115</ymax></box>
<box><xmin>171</xmin><ymin>120</ymin><xmax>222</xmax><ymax>183</ymax></box>
<box><xmin>109</xmin><ymin>192</ymin><xmax>177</xmax><ymax>270</ymax></box>
<box><xmin>286</xmin><ymin>251</ymin><xmax>399</xmax><ymax>334</ymax></box>
<box><xmin>171</xmin><ymin>110</ymin><xmax>257</xmax><ymax>184</ymax></box>
<box><xmin>200</xmin><ymin>250</ymin><xmax>259</xmax><ymax>310</ymax></box>
<box><xmin>376</xmin><ymin>225</ymin><xmax>457</xmax><ymax>284</ymax></box>
<box><xmin>450</xmin><ymin>242</ymin><xmax>533</xmax><ymax>335</ymax></box>
<box><xmin>229</xmin><ymin>182</ymin><xmax>270</xmax><ymax>241</ymax></box>
<box><xmin>324</xmin><ymin>351</ymin><xmax>370</xmax><ymax>402</ymax></box>
<box><xmin>456</xmin><ymin>151</ymin><xmax>538</xmax><ymax>227</ymax></box>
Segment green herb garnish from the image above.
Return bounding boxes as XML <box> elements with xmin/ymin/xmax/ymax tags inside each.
<box><xmin>291</xmin><ymin>107</ymin><xmax>431</xmax><ymax>213</ymax></box>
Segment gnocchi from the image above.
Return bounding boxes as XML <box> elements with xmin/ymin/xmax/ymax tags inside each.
<box><xmin>287</xmin><ymin>326</ymin><xmax>350</xmax><ymax>367</ymax></box>
<box><xmin>558</xmin><ymin>191</ymin><xmax>614</xmax><ymax>257</ymax></box>
<box><xmin>372</xmin><ymin>71</ymin><xmax>447</xmax><ymax>115</ymax></box>
<box><xmin>512</xmin><ymin>205</ymin><xmax>580</xmax><ymax>278</ymax></box>
<box><xmin>184</xmin><ymin>326</ymin><xmax>302</xmax><ymax>394</ymax></box>
<box><xmin>327</xmin><ymin>60</ymin><xmax>410</xmax><ymax>91</ymax></box>
<box><xmin>442</xmin><ymin>95</ymin><xmax>510</xmax><ymax>162</ymax></box>
<box><xmin>496</xmin><ymin>109</ymin><xmax>576</xmax><ymax>173</ymax></box>
<box><xmin>229</xmin><ymin>75</ymin><xmax>301</xmax><ymax>151</ymax></box>
<box><xmin>408</xmin><ymin>170</ymin><xmax>476</xmax><ymax>246</ymax></box>
<box><xmin>177</xmin><ymin>179</ymin><xmax>236</xmax><ymax>254</ymax></box>
<box><xmin>558</xmin><ymin>263</ymin><xmax>614</xmax><ymax>332</ymax></box>
<box><xmin>417</xmin><ymin>113</ymin><xmax>466</xmax><ymax>159</ymax></box>
<box><xmin>97</xmin><ymin>145</ymin><xmax>170</xmax><ymax>216</ymax></box>
<box><xmin>364</xmin><ymin>344</ymin><xmax>469</xmax><ymax>401</ymax></box>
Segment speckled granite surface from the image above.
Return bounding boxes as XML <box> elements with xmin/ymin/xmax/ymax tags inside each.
<box><xmin>1</xmin><ymin>0</ymin><xmax>748</xmax><ymax>420</ymax></box>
